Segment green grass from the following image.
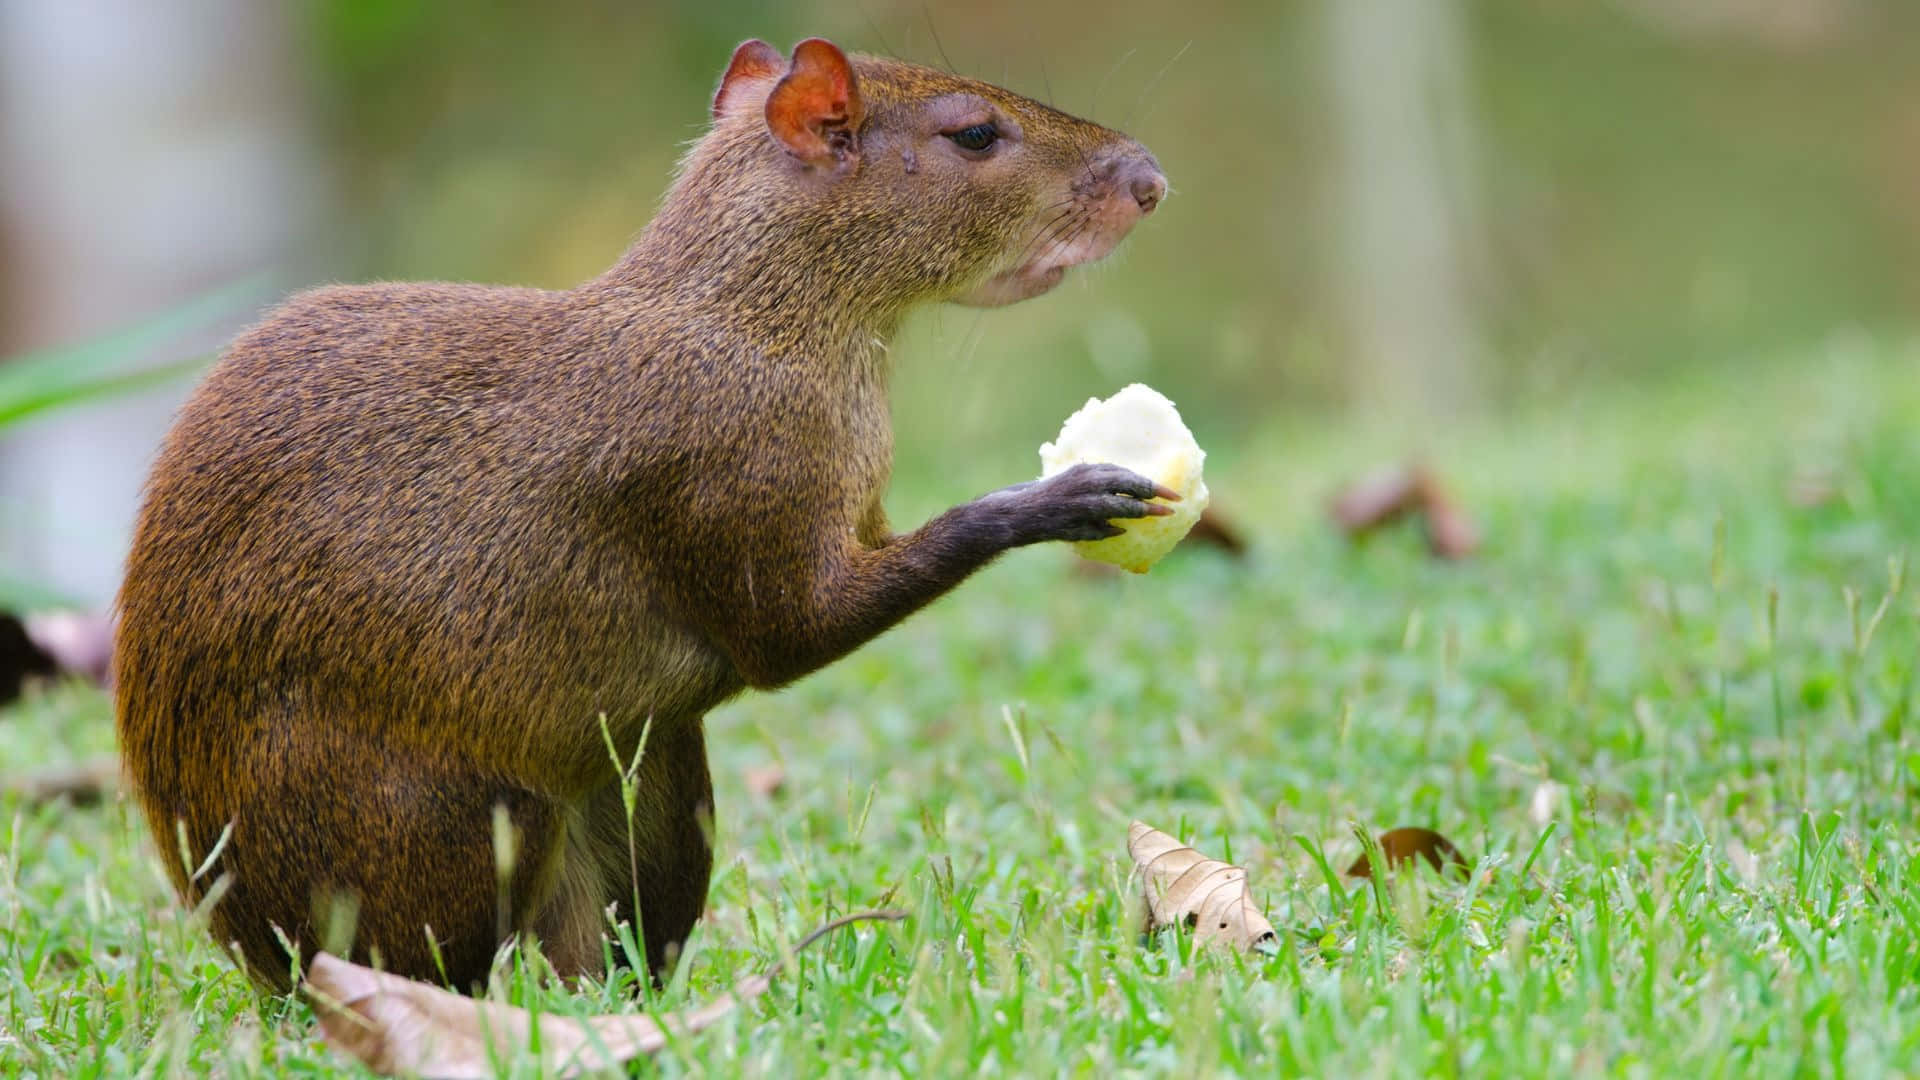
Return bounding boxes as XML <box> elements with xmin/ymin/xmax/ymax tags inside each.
<box><xmin>3</xmin><ymin>346</ymin><xmax>1918</xmax><ymax>1076</ymax></box>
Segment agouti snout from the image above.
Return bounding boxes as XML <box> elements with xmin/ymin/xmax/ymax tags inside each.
<box><xmin>115</xmin><ymin>36</ymin><xmax>1169</xmax><ymax>993</ymax></box>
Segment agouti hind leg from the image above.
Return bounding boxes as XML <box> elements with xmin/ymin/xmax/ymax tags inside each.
<box><xmin>533</xmin><ymin>720</ymin><xmax>715</xmax><ymax>982</ymax></box>
<box><xmin>211</xmin><ymin>740</ymin><xmax>570</xmax><ymax>993</ymax></box>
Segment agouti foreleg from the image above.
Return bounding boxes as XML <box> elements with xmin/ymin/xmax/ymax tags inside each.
<box><xmin>670</xmin><ymin>461</ymin><xmax>1177</xmax><ymax>689</ymax></box>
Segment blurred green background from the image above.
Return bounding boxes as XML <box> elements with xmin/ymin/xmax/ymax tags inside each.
<box><xmin>8</xmin><ymin>7</ymin><xmax>1920</xmax><ymax>1069</ymax></box>
<box><xmin>1</xmin><ymin>0</ymin><xmax>1917</xmax><ymax>604</ymax></box>
<box><xmin>301</xmin><ymin>0</ymin><xmax>1920</xmax><ymax>419</ymax></box>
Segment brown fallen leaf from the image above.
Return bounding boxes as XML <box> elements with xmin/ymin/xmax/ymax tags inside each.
<box><xmin>0</xmin><ymin>613</ymin><xmax>58</xmax><ymax>706</ymax></box>
<box><xmin>0</xmin><ymin>609</ymin><xmax>116</xmax><ymax>707</ymax></box>
<box><xmin>24</xmin><ymin>611</ymin><xmax>116</xmax><ymax>687</ymax></box>
<box><xmin>1331</xmin><ymin>465</ymin><xmax>1480</xmax><ymax>561</ymax></box>
<box><xmin>1127</xmin><ymin>821</ymin><xmax>1277</xmax><ymax>952</ymax></box>
<box><xmin>1412</xmin><ymin>471</ymin><xmax>1481</xmax><ymax>560</ymax></box>
<box><xmin>1</xmin><ymin>755</ymin><xmax>118</xmax><ymax>805</ymax></box>
<box><xmin>1345</xmin><ymin>827</ymin><xmax>1471</xmax><ymax>881</ymax></box>
<box><xmin>1068</xmin><ymin>558</ymin><xmax>1123</xmax><ymax>580</ymax></box>
<box><xmin>1184</xmin><ymin>505</ymin><xmax>1248</xmax><ymax>557</ymax></box>
<box><xmin>308</xmin><ymin>910</ymin><xmax>904</xmax><ymax>1078</ymax></box>
<box><xmin>1329</xmin><ymin>467</ymin><xmax>1422</xmax><ymax>535</ymax></box>
<box><xmin>742</xmin><ymin>763</ymin><xmax>786</xmax><ymax>799</ymax></box>
<box><xmin>1788</xmin><ymin>466</ymin><xmax>1838</xmax><ymax>508</ymax></box>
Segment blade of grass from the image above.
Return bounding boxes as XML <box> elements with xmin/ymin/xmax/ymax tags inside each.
<box><xmin>0</xmin><ymin>276</ymin><xmax>274</xmax><ymax>429</ymax></box>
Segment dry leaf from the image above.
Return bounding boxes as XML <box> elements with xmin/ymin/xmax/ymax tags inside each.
<box><xmin>1</xmin><ymin>756</ymin><xmax>118</xmax><ymax>805</ymax></box>
<box><xmin>1346</xmin><ymin>827</ymin><xmax>1470</xmax><ymax>880</ymax></box>
<box><xmin>24</xmin><ymin>611</ymin><xmax>116</xmax><ymax>687</ymax></box>
<box><xmin>1127</xmin><ymin>821</ymin><xmax>1276</xmax><ymax>952</ymax></box>
<box><xmin>742</xmin><ymin>764</ymin><xmax>786</xmax><ymax>799</ymax></box>
<box><xmin>0</xmin><ymin>613</ymin><xmax>58</xmax><ymax>706</ymax></box>
<box><xmin>1329</xmin><ymin>467</ymin><xmax>1422</xmax><ymax>535</ymax></box>
<box><xmin>1069</xmin><ymin>558</ymin><xmax>1124</xmax><ymax>580</ymax></box>
<box><xmin>1413</xmin><ymin>471</ymin><xmax>1481</xmax><ymax>560</ymax></box>
<box><xmin>1185</xmin><ymin>505</ymin><xmax>1248</xmax><ymax>557</ymax></box>
<box><xmin>309</xmin><ymin>955</ymin><xmax>763</xmax><ymax>1077</ymax></box>
<box><xmin>1788</xmin><ymin>466</ymin><xmax>1838</xmax><ymax>508</ymax></box>
<box><xmin>307</xmin><ymin>910</ymin><xmax>903</xmax><ymax>1078</ymax></box>
<box><xmin>0</xmin><ymin>609</ymin><xmax>116</xmax><ymax>706</ymax></box>
<box><xmin>1330</xmin><ymin>465</ymin><xmax>1480</xmax><ymax>561</ymax></box>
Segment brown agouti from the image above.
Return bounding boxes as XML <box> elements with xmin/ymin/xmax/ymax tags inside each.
<box><xmin>115</xmin><ymin>37</ymin><xmax>1171</xmax><ymax>993</ymax></box>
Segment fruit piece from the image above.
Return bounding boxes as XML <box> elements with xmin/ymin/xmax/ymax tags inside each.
<box><xmin>1039</xmin><ymin>384</ymin><xmax>1210</xmax><ymax>573</ymax></box>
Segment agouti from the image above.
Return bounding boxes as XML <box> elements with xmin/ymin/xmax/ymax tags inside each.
<box><xmin>115</xmin><ymin>37</ymin><xmax>1171</xmax><ymax>992</ymax></box>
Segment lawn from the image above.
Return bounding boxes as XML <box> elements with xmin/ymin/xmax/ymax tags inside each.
<box><xmin>3</xmin><ymin>345</ymin><xmax>1917</xmax><ymax>1076</ymax></box>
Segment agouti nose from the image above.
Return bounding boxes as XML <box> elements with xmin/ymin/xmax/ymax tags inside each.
<box><xmin>1126</xmin><ymin>164</ymin><xmax>1167</xmax><ymax>214</ymax></box>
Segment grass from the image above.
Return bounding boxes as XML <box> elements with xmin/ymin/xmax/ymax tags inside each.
<box><xmin>3</xmin><ymin>344</ymin><xmax>1917</xmax><ymax>1076</ymax></box>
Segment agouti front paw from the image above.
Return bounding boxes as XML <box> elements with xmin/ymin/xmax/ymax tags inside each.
<box><xmin>999</xmin><ymin>462</ymin><xmax>1177</xmax><ymax>545</ymax></box>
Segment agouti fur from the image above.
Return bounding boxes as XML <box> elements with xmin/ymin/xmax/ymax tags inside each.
<box><xmin>115</xmin><ymin>37</ymin><xmax>1169</xmax><ymax>992</ymax></box>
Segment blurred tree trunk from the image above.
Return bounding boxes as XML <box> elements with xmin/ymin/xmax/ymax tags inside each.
<box><xmin>0</xmin><ymin>1</ymin><xmax>314</xmax><ymax>606</ymax></box>
<box><xmin>1324</xmin><ymin>0</ymin><xmax>1487</xmax><ymax>423</ymax></box>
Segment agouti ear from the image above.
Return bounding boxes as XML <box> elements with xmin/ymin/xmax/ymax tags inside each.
<box><xmin>713</xmin><ymin>39</ymin><xmax>785</xmax><ymax>121</ymax></box>
<box><xmin>764</xmin><ymin>38</ymin><xmax>865</xmax><ymax>173</ymax></box>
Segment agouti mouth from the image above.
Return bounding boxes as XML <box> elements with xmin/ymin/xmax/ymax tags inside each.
<box><xmin>955</xmin><ymin>223</ymin><xmax>1128</xmax><ymax>308</ymax></box>
<box><xmin>953</xmin><ymin>165</ymin><xmax>1162</xmax><ymax>309</ymax></box>
<box><xmin>957</xmin><ymin>263</ymin><xmax>1069</xmax><ymax>308</ymax></box>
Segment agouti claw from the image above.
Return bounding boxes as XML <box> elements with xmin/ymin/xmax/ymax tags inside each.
<box><xmin>1142</xmin><ymin>502</ymin><xmax>1176</xmax><ymax>516</ymax></box>
<box><xmin>1151</xmin><ymin>483</ymin><xmax>1182</xmax><ymax>502</ymax></box>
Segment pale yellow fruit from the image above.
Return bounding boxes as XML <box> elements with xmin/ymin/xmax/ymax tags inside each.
<box><xmin>1039</xmin><ymin>383</ymin><xmax>1210</xmax><ymax>573</ymax></box>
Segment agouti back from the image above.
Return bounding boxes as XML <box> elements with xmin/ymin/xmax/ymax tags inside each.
<box><xmin>115</xmin><ymin>37</ymin><xmax>1169</xmax><ymax>992</ymax></box>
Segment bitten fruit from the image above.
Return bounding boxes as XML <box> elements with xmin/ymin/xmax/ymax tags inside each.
<box><xmin>1039</xmin><ymin>383</ymin><xmax>1209</xmax><ymax>572</ymax></box>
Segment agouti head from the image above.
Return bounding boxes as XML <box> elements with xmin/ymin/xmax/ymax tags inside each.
<box><xmin>657</xmin><ymin>38</ymin><xmax>1167</xmax><ymax>318</ymax></box>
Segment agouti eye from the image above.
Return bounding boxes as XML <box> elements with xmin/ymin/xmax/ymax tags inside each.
<box><xmin>946</xmin><ymin>123</ymin><xmax>999</xmax><ymax>152</ymax></box>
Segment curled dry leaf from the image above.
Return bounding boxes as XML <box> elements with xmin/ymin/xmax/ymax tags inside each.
<box><xmin>24</xmin><ymin>610</ymin><xmax>117</xmax><ymax>687</ymax></box>
<box><xmin>1329</xmin><ymin>465</ymin><xmax>1480</xmax><ymax>560</ymax></box>
<box><xmin>1329</xmin><ymin>467</ymin><xmax>1423</xmax><ymax>535</ymax></box>
<box><xmin>1345</xmin><ymin>827</ymin><xmax>1471</xmax><ymax>881</ymax></box>
<box><xmin>1413</xmin><ymin>471</ymin><xmax>1481</xmax><ymax>560</ymax></box>
<box><xmin>308</xmin><ymin>955</ymin><xmax>768</xmax><ymax>1078</ymax></box>
<box><xmin>1069</xmin><ymin>557</ymin><xmax>1124</xmax><ymax>581</ymax></box>
<box><xmin>0</xmin><ymin>613</ymin><xmax>58</xmax><ymax>706</ymax></box>
<box><xmin>307</xmin><ymin>910</ymin><xmax>904</xmax><ymax>1078</ymax></box>
<box><xmin>0</xmin><ymin>609</ymin><xmax>116</xmax><ymax>707</ymax></box>
<box><xmin>742</xmin><ymin>763</ymin><xmax>786</xmax><ymax>799</ymax></box>
<box><xmin>1127</xmin><ymin>821</ymin><xmax>1276</xmax><ymax>953</ymax></box>
<box><xmin>1788</xmin><ymin>466</ymin><xmax>1838</xmax><ymax>508</ymax></box>
<box><xmin>1184</xmin><ymin>504</ymin><xmax>1248</xmax><ymax>557</ymax></box>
